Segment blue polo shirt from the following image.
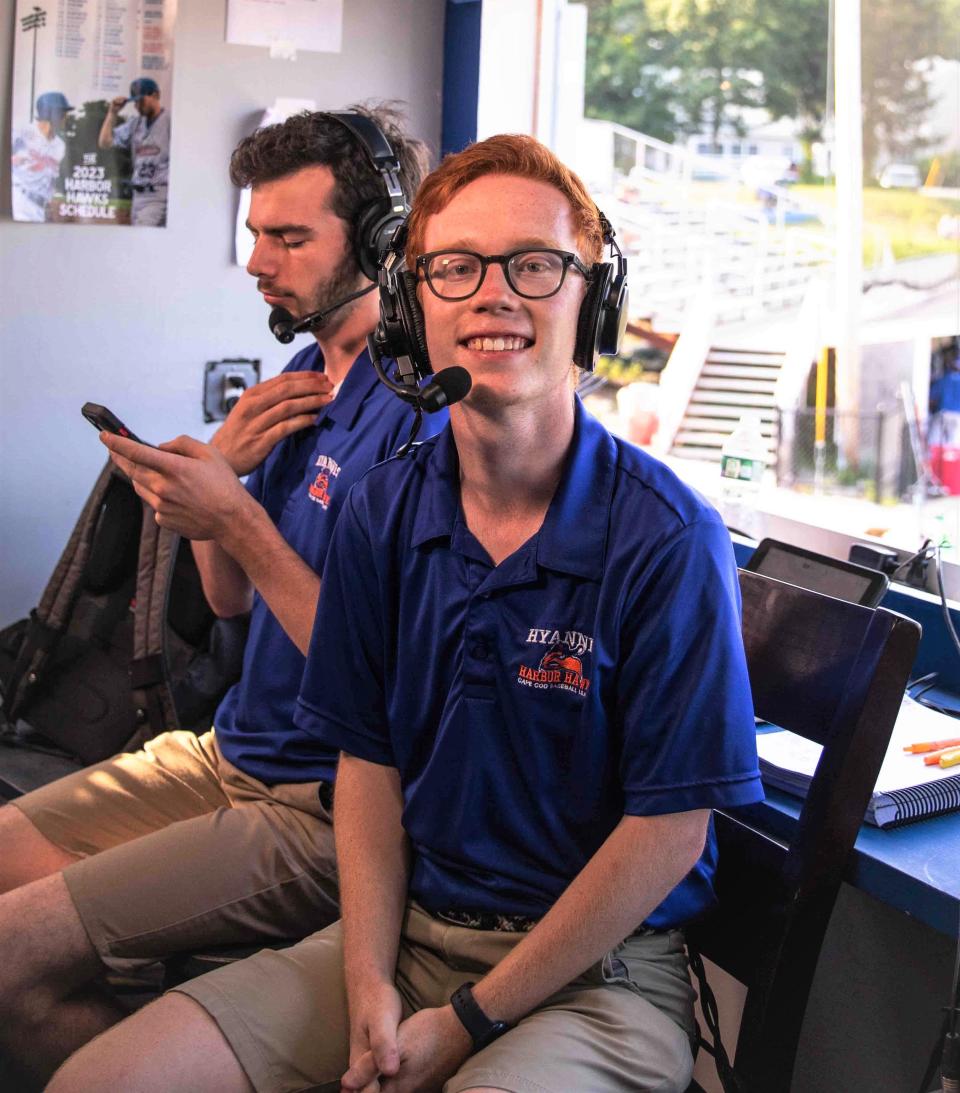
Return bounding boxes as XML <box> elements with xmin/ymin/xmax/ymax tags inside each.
<box><xmin>295</xmin><ymin>398</ymin><xmax>763</xmax><ymax>928</ymax></box>
<box><xmin>215</xmin><ymin>342</ymin><xmax>446</xmax><ymax>785</ymax></box>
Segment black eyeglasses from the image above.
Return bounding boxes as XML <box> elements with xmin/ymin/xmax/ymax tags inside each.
<box><xmin>416</xmin><ymin>248</ymin><xmax>593</xmax><ymax>301</ymax></box>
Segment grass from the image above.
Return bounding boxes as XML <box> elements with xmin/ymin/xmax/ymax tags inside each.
<box><xmin>620</xmin><ymin>176</ymin><xmax>960</xmax><ymax>264</ymax></box>
<box><xmin>791</xmin><ymin>184</ymin><xmax>960</xmax><ymax>263</ymax></box>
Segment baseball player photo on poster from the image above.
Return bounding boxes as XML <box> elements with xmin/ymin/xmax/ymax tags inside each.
<box><xmin>11</xmin><ymin>0</ymin><xmax>176</xmax><ymax>227</ymax></box>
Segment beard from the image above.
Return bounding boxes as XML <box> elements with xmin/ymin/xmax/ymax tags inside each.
<box><xmin>300</xmin><ymin>255</ymin><xmax>366</xmax><ymax>330</ymax></box>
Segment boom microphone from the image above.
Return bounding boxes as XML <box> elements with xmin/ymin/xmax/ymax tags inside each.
<box><xmin>420</xmin><ymin>367</ymin><xmax>472</xmax><ymax>413</ymax></box>
<box><xmin>269</xmin><ymin>307</ymin><xmax>296</xmax><ymax>344</ymax></box>
<box><xmin>267</xmin><ymin>284</ymin><xmax>376</xmax><ymax>343</ymax></box>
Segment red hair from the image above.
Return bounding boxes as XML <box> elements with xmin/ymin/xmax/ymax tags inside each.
<box><xmin>405</xmin><ymin>134</ymin><xmax>604</xmax><ymax>265</ymax></box>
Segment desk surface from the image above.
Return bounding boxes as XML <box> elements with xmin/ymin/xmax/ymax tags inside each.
<box><xmin>729</xmin><ymin>538</ymin><xmax>960</xmax><ymax>936</ymax></box>
<box><xmin>751</xmin><ymin>787</ymin><xmax>960</xmax><ymax>936</ymax></box>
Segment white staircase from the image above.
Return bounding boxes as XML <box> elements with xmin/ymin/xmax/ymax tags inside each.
<box><xmin>670</xmin><ymin>347</ymin><xmax>784</xmax><ymax>463</ymax></box>
<box><xmin>577</xmin><ymin>118</ymin><xmax>833</xmax><ymax>330</ymax></box>
<box><xmin>611</xmin><ymin>196</ymin><xmax>832</xmax><ymax>330</ymax></box>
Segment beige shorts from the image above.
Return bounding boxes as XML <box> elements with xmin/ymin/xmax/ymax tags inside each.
<box><xmin>12</xmin><ymin>730</ymin><xmax>338</xmax><ymax>972</ymax></box>
<box><xmin>176</xmin><ymin>903</ymin><xmax>697</xmax><ymax>1093</ymax></box>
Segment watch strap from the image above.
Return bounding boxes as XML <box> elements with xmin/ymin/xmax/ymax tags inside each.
<box><xmin>449</xmin><ymin>981</ymin><xmax>511</xmax><ymax>1052</ymax></box>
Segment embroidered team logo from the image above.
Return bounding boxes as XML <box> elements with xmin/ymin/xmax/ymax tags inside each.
<box><xmin>518</xmin><ymin>628</ymin><xmax>593</xmax><ymax>696</ymax></box>
<box><xmin>308</xmin><ymin>454</ymin><xmax>341</xmax><ymax>509</ymax></box>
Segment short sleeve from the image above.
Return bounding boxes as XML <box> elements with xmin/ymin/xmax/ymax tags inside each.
<box><xmin>617</xmin><ymin>515</ymin><xmax>762</xmax><ymax>815</ymax></box>
<box><xmin>243</xmin><ymin>463</ymin><xmax>266</xmax><ymax>506</ymax></box>
<box><xmin>112</xmin><ymin>118</ymin><xmax>135</xmax><ymax>150</ymax></box>
<box><xmin>294</xmin><ymin>491</ymin><xmax>394</xmax><ymax>765</ymax></box>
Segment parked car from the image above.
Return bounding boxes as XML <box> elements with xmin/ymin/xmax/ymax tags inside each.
<box><xmin>878</xmin><ymin>163</ymin><xmax>921</xmax><ymax>189</ymax></box>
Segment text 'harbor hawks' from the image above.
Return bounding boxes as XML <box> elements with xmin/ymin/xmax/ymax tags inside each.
<box><xmin>308</xmin><ymin>454</ymin><xmax>341</xmax><ymax>510</ymax></box>
<box><xmin>518</xmin><ymin>627</ymin><xmax>593</xmax><ymax>696</ymax></box>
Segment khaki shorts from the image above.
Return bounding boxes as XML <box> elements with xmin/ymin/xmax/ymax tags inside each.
<box><xmin>12</xmin><ymin>730</ymin><xmax>338</xmax><ymax>973</ymax></box>
<box><xmin>175</xmin><ymin>903</ymin><xmax>697</xmax><ymax>1093</ymax></box>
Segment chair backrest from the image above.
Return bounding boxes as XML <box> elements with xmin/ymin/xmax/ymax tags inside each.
<box><xmin>688</xmin><ymin>569</ymin><xmax>921</xmax><ymax>1092</ymax></box>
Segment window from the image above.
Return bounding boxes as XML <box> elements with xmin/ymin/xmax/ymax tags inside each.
<box><xmin>474</xmin><ymin>0</ymin><xmax>960</xmax><ymax>579</ymax></box>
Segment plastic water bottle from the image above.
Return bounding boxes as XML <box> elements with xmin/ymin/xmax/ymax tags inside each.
<box><xmin>719</xmin><ymin>412</ymin><xmax>767</xmax><ymax>540</ymax></box>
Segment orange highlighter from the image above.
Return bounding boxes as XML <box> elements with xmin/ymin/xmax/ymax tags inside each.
<box><xmin>923</xmin><ymin>746</ymin><xmax>960</xmax><ymax>768</ymax></box>
<box><xmin>904</xmin><ymin>736</ymin><xmax>960</xmax><ymax>754</ymax></box>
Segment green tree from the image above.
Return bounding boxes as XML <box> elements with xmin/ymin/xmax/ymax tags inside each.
<box><xmin>754</xmin><ymin>0</ymin><xmax>829</xmax><ymax>176</ymax></box>
<box><xmin>584</xmin><ymin>0</ymin><xmax>958</xmax><ymax>177</ymax></box>
<box><xmin>583</xmin><ymin>0</ymin><xmax>682</xmax><ymax>141</ymax></box>
<box><xmin>645</xmin><ymin>0</ymin><xmax>769</xmax><ymax>141</ymax></box>
<box><xmin>860</xmin><ymin>0</ymin><xmax>957</xmax><ymax>174</ymax></box>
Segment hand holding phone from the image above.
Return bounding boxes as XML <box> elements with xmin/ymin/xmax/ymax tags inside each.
<box><xmin>81</xmin><ymin>402</ymin><xmax>153</xmax><ymax>447</ymax></box>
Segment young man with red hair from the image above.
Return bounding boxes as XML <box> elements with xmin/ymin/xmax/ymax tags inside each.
<box><xmin>49</xmin><ymin>134</ymin><xmax>762</xmax><ymax>1093</ymax></box>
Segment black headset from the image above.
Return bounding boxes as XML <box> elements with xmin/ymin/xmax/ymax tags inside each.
<box><xmin>269</xmin><ymin>112</ymin><xmax>411</xmax><ymax>342</ymax></box>
<box><xmin>368</xmin><ymin>210</ymin><xmax>629</xmax><ymax>393</ymax></box>
<box><xmin>573</xmin><ymin>213</ymin><xmax>630</xmax><ymax>371</ymax></box>
<box><xmin>324</xmin><ymin>112</ymin><xmax>411</xmax><ymax>282</ymax></box>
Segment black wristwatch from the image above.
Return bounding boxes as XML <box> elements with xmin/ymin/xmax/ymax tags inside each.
<box><xmin>449</xmin><ymin>981</ymin><xmax>512</xmax><ymax>1053</ymax></box>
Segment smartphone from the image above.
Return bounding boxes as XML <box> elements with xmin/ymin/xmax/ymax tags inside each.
<box><xmin>81</xmin><ymin>402</ymin><xmax>153</xmax><ymax>446</ymax></box>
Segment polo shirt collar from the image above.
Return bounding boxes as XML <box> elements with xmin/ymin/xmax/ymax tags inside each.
<box><xmin>411</xmin><ymin>396</ymin><xmax>616</xmax><ymax>582</ymax></box>
<box><xmin>322</xmin><ymin>346</ymin><xmax>381</xmax><ymax>432</ymax></box>
<box><xmin>535</xmin><ymin>397</ymin><xmax>615</xmax><ymax>581</ymax></box>
<box><xmin>411</xmin><ymin>425</ymin><xmax>461</xmax><ymax>548</ymax></box>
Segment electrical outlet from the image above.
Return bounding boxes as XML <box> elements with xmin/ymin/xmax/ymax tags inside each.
<box><xmin>203</xmin><ymin>359</ymin><xmax>261</xmax><ymax>422</ymax></box>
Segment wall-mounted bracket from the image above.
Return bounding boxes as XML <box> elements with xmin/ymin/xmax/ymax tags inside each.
<box><xmin>203</xmin><ymin>358</ymin><xmax>261</xmax><ymax>423</ymax></box>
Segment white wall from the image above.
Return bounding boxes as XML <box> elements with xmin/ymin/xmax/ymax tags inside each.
<box><xmin>0</xmin><ymin>0</ymin><xmax>445</xmax><ymax>621</ymax></box>
<box><xmin>476</xmin><ymin>0</ymin><xmax>586</xmax><ymax>155</ymax></box>
<box><xmin>476</xmin><ymin>0</ymin><xmax>539</xmax><ymax>137</ymax></box>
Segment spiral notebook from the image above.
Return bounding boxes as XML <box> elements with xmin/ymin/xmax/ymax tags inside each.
<box><xmin>756</xmin><ymin>695</ymin><xmax>960</xmax><ymax>828</ymax></box>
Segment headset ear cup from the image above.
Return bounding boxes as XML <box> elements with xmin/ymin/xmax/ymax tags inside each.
<box><xmin>355</xmin><ymin>200</ymin><xmax>405</xmax><ymax>282</ymax></box>
<box><xmin>598</xmin><ymin>275</ymin><xmax>629</xmax><ymax>358</ymax></box>
<box><xmin>573</xmin><ymin>266</ymin><xmax>609</xmax><ymax>371</ymax></box>
<box><xmin>395</xmin><ymin>271</ymin><xmax>431</xmax><ymax>375</ymax></box>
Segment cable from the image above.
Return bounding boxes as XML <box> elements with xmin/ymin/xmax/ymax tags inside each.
<box><xmin>687</xmin><ymin>945</ymin><xmax>746</xmax><ymax>1093</ymax></box>
<box><xmin>940</xmin><ymin>901</ymin><xmax>960</xmax><ymax>1093</ymax></box>
<box><xmin>892</xmin><ymin>539</ymin><xmax>934</xmax><ymax>583</ymax></box>
<box><xmin>915</xmin><ymin>551</ymin><xmax>960</xmax><ymax>1093</ymax></box>
<box><xmin>935</xmin><ymin>547</ymin><xmax>960</xmax><ymax>664</ymax></box>
<box><xmin>395</xmin><ymin>406</ymin><xmax>424</xmax><ymax>458</ymax></box>
<box><xmin>934</xmin><ymin>546</ymin><xmax>960</xmax><ymax>1093</ymax></box>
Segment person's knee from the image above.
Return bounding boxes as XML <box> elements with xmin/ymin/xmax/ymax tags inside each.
<box><xmin>0</xmin><ymin>873</ymin><xmax>99</xmax><ymax>1016</ymax></box>
<box><xmin>47</xmin><ymin>994</ymin><xmax>255</xmax><ymax>1093</ymax></box>
<box><xmin>0</xmin><ymin>803</ymin><xmax>79</xmax><ymax>892</ymax></box>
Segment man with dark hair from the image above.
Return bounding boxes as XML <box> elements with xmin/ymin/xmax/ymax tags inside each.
<box><xmin>47</xmin><ymin>133</ymin><xmax>761</xmax><ymax>1093</ymax></box>
<box><xmin>99</xmin><ymin>77</ymin><xmax>171</xmax><ymax>226</ymax></box>
<box><xmin>0</xmin><ymin>105</ymin><xmax>435</xmax><ymax>1085</ymax></box>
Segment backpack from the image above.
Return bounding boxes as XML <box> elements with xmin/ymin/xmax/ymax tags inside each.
<box><xmin>0</xmin><ymin>461</ymin><xmax>248</xmax><ymax>767</ymax></box>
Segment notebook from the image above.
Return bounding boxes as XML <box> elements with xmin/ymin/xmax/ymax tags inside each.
<box><xmin>756</xmin><ymin>695</ymin><xmax>960</xmax><ymax>828</ymax></box>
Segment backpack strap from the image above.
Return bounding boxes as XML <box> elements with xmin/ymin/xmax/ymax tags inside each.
<box><xmin>129</xmin><ymin>510</ymin><xmax>181</xmax><ymax>737</ymax></box>
<box><xmin>4</xmin><ymin>461</ymin><xmax>118</xmax><ymax>718</ymax></box>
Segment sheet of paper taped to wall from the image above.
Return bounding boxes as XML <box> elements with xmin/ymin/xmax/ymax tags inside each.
<box><xmin>269</xmin><ymin>40</ymin><xmax>297</xmax><ymax>61</ymax></box>
<box><xmin>234</xmin><ymin>98</ymin><xmax>317</xmax><ymax>267</ymax></box>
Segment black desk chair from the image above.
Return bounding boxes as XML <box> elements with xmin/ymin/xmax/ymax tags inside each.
<box><xmin>686</xmin><ymin>569</ymin><xmax>921</xmax><ymax>1093</ymax></box>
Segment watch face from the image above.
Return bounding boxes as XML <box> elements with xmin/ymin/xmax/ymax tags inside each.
<box><xmin>450</xmin><ymin>984</ymin><xmax>512</xmax><ymax>1052</ymax></box>
<box><xmin>475</xmin><ymin>1021</ymin><xmax>510</xmax><ymax>1052</ymax></box>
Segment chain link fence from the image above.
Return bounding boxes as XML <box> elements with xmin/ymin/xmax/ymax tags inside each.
<box><xmin>775</xmin><ymin>405</ymin><xmax>908</xmax><ymax>503</ymax></box>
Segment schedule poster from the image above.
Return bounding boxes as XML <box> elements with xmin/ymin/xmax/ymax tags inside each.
<box><xmin>11</xmin><ymin>0</ymin><xmax>177</xmax><ymax>227</ymax></box>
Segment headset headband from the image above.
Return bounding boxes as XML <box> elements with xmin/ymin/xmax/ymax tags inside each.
<box><xmin>315</xmin><ymin>112</ymin><xmax>410</xmax><ymax>283</ymax></box>
<box><xmin>323</xmin><ymin>112</ymin><xmax>408</xmax><ymax>217</ymax></box>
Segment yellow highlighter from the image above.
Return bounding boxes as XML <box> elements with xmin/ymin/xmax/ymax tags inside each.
<box><xmin>938</xmin><ymin>747</ymin><xmax>960</xmax><ymax>769</ymax></box>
